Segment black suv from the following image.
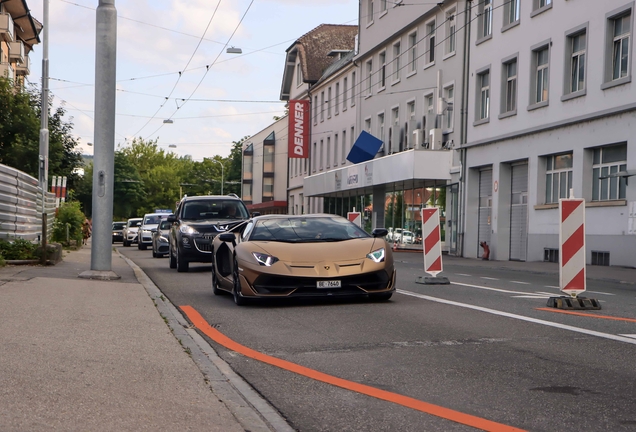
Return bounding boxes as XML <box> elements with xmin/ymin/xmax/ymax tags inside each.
<box><xmin>167</xmin><ymin>195</ymin><xmax>250</xmax><ymax>272</ymax></box>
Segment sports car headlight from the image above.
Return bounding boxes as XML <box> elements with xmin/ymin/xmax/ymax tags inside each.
<box><xmin>366</xmin><ymin>248</ymin><xmax>385</xmax><ymax>263</ymax></box>
<box><xmin>179</xmin><ymin>224</ymin><xmax>199</xmax><ymax>235</ymax></box>
<box><xmin>252</xmin><ymin>252</ymin><xmax>279</xmax><ymax>266</ymax></box>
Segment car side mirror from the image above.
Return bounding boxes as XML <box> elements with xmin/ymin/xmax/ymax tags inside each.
<box><xmin>372</xmin><ymin>228</ymin><xmax>389</xmax><ymax>238</ymax></box>
<box><xmin>218</xmin><ymin>233</ymin><xmax>236</xmax><ymax>242</ymax></box>
<box><xmin>167</xmin><ymin>215</ymin><xmax>176</xmax><ymax>223</ymax></box>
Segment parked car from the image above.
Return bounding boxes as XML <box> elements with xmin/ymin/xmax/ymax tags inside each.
<box><xmin>398</xmin><ymin>230</ymin><xmax>415</xmax><ymax>244</ymax></box>
<box><xmin>138</xmin><ymin>213</ymin><xmax>172</xmax><ymax>250</ymax></box>
<box><xmin>112</xmin><ymin>221</ymin><xmax>126</xmax><ymax>243</ymax></box>
<box><xmin>168</xmin><ymin>195</ymin><xmax>250</xmax><ymax>272</ymax></box>
<box><xmin>387</xmin><ymin>228</ymin><xmax>402</xmax><ymax>242</ymax></box>
<box><xmin>152</xmin><ymin>219</ymin><xmax>172</xmax><ymax>258</ymax></box>
<box><xmin>122</xmin><ymin>218</ymin><xmax>143</xmax><ymax>247</ymax></box>
<box><xmin>211</xmin><ymin>214</ymin><xmax>395</xmax><ymax>305</ymax></box>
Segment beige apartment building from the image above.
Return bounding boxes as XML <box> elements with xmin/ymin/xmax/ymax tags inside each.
<box><xmin>0</xmin><ymin>0</ymin><xmax>41</xmax><ymax>88</ymax></box>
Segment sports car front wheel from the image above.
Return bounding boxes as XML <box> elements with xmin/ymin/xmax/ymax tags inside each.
<box><xmin>232</xmin><ymin>257</ymin><xmax>247</xmax><ymax>306</ymax></box>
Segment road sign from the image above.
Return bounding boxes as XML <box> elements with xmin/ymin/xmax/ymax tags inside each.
<box><xmin>347</xmin><ymin>212</ymin><xmax>362</xmax><ymax>227</ymax></box>
<box><xmin>422</xmin><ymin>208</ymin><xmax>442</xmax><ymax>277</ymax></box>
<box><xmin>559</xmin><ymin>198</ymin><xmax>586</xmax><ymax>296</ymax></box>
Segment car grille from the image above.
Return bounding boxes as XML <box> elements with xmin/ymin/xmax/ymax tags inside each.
<box><xmin>193</xmin><ymin>237</ymin><xmax>212</xmax><ymax>253</ymax></box>
<box><xmin>251</xmin><ymin>270</ymin><xmax>391</xmax><ymax>296</ymax></box>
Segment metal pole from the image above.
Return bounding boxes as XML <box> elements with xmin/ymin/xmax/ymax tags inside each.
<box><xmin>38</xmin><ymin>0</ymin><xmax>49</xmax><ymax>265</ymax></box>
<box><xmin>221</xmin><ymin>163</ymin><xmax>224</xmax><ymax>195</ymax></box>
<box><xmin>81</xmin><ymin>0</ymin><xmax>119</xmax><ymax>279</ymax></box>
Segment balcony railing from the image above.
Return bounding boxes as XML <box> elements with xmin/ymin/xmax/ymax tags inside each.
<box><xmin>0</xmin><ymin>13</ymin><xmax>15</xmax><ymax>42</ymax></box>
<box><xmin>9</xmin><ymin>41</ymin><xmax>25</xmax><ymax>64</ymax></box>
<box><xmin>15</xmin><ymin>56</ymin><xmax>29</xmax><ymax>75</ymax></box>
<box><xmin>0</xmin><ymin>63</ymin><xmax>15</xmax><ymax>80</ymax></box>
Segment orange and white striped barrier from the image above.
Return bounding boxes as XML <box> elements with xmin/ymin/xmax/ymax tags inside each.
<box><xmin>422</xmin><ymin>208</ymin><xmax>443</xmax><ymax>277</ymax></box>
<box><xmin>559</xmin><ymin>198</ymin><xmax>586</xmax><ymax>297</ymax></box>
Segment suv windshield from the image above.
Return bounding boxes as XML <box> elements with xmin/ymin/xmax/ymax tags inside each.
<box><xmin>128</xmin><ymin>220</ymin><xmax>142</xmax><ymax>227</ymax></box>
<box><xmin>113</xmin><ymin>222</ymin><xmax>126</xmax><ymax>230</ymax></box>
<box><xmin>182</xmin><ymin>200</ymin><xmax>249</xmax><ymax>220</ymax></box>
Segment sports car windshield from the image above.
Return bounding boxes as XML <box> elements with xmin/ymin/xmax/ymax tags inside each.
<box><xmin>250</xmin><ymin>217</ymin><xmax>370</xmax><ymax>242</ymax></box>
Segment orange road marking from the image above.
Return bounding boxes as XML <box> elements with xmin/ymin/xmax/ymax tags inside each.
<box><xmin>536</xmin><ymin>308</ymin><xmax>636</xmax><ymax>323</ymax></box>
<box><xmin>180</xmin><ymin>305</ymin><xmax>525</xmax><ymax>432</ymax></box>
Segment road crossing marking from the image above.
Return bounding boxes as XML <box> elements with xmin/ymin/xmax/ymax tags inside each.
<box><xmin>451</xmin><ymin>281</ymin><xmax>530</xmax><ymax>295</ymax></box>
<box><xmin>397</xmin><ymin>290</ymin><xmax>636</xmax><ymax>345</ymax></box>
<box><xmin>180</xmin><ymin>305</ymin><xmax>526</xmax><ymax>432</ymax></box>
<box><xmin>455</xmin><ymin>273</ymin><xmax>472</xmax><ymax>277</ymax></box>
<box><xmin>510</xmin><ymin>281</ymin><xmax>531</xmax><ymax>285</ymax></box>
<box><xmin>481</xmin><ymin>277</ymin><xmax>499</xmax><ymax>280</ymax></box>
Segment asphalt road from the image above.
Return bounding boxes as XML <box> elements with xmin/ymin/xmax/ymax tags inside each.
<box><xmin>118</xmin><ymin>245</ymin><xmax>636</xmax><ymax>432</ymax></box>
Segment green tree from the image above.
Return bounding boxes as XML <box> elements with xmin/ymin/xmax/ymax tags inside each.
<box><xmin>0</xmin><ymin>78</ymin><xmax>83</xmax><ymax>186</ymax></box>
<box><xmin>225</xmin><ymin>136</ymin><xmax>248</xmax><ymax>196</ymax></box>
<box><xmin>113</xmin><ymin>152</ymin><xmax>146</xmax><ymax>219</ymax></box>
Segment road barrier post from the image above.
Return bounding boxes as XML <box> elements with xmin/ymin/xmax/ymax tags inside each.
<box><xmin>416</xmin><ymin>208</ymin><xmax>449</xmax><ymax>285</ymax></box>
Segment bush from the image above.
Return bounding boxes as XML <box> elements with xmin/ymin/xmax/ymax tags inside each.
<box><xmin>0</xmin><ymin>238</ymin><xmax>39</xmax><ymax>260</ymax></box>
<box><xmin>51</xmin><ymin>201</ymin><xmax>85</xmax><ymax>245</ymax></box>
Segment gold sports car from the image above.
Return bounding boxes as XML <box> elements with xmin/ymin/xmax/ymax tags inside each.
<box><xmin>211</xmin><ymin>214</ymin><xmax>396</xmax><ymax>305</ymax></box>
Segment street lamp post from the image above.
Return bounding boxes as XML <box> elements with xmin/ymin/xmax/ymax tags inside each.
<box><xmin>38</xmin><ymin>0</ymin><xmax>50</xmax><ymax>265</ymax></box>
<box><xmin>210</xmin><ymin>159</ymin><xmax>224</xmax><ymax>195</ymax></box>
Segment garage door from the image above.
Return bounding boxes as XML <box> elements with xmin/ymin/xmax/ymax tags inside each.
<box><xmin>509</xmin><ymin>163</ymin><xmax>528</xmax><ymax>261</ymax></box>
<box><xmin>478</xmin><ymin>168</ymin><xmax>492</xmax><ymax>258</ymax></box>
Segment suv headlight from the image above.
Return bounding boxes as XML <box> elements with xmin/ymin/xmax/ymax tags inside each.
<box><xmin>179</xmin><ymin>224</ymin><xmax>199</xmax><ymax>235</ymax></box>
<box><xmin>252</xmin><ymin>252</ymin><xmax>279</xmax><ymax>266</ymax></box>
<box><xmin>366</xmin><ymin>248</ymin><xmax>385</xmax><ymax>263</ymax></box>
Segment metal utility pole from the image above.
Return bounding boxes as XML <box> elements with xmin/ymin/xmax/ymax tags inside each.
<box><xmin>80</xmin><ymin>0</ymin><xmax>119</xmax><ymax>280</ymax></box>
<box><xmin>38</xmin><ymin>0</ymin><xmax>49</xmax><ymax>265</ymax></box>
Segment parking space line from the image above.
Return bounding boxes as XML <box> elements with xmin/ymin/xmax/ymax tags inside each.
<box><xmin>535</xmin><ymin>308</ymin><xmax>636</xmax><ymax>323</ymax></box>
<box><xmin>397</xmin><ymin>290</ymin><xmax>636</xmax><ymax>345</ymax></box>
<box><xmin>180</xmin><ymin>305</ymin><xmax>526</xmax><ymax>432</ymax></box>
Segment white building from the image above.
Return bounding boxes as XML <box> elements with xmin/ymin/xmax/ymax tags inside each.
<box><xmin>463</xmin><ymin>0</ymin><xmax>636</xmax><ymax>266</ymax></box>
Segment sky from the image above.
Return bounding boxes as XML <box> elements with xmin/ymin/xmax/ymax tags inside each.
<box><xmin>26</xmin><ymin>0</ymin><xmax>359</xmax><ymax>160</ymax></box>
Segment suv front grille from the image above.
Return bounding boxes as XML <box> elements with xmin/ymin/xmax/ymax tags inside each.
<box><xmin>194</xmin><ymin>238</ymin><xmax>212</xmax><ymax>253</ymax></box>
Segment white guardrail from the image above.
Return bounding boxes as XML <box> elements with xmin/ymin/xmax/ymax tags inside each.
<box><xmin>0</xmin><ymin>163</ymin><xmax>56</xmax><ymax>241</ymax></box>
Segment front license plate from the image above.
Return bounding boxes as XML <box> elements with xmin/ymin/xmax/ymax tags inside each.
<box><xmin>317</xmin><ymin>280</ymin><xmax>341</xmax><ymax>288</ymax></box>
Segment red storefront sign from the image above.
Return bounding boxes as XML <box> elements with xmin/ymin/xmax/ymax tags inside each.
<box><xmin>288</xmin><ymin>100</ymin><xmax>309</xmax><ymax>159</ymax></box>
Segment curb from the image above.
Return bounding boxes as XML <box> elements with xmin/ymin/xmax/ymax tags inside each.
<box><xmin>118</xmin><ymin>252</ymin><xmax>294</xmax><ymax>432</ymax></box>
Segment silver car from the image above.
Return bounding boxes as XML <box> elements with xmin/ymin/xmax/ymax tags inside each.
<box><xmin>122</xmin><ymin>218</ymin><xmax>142</xmax><ymax>247</ymax></box>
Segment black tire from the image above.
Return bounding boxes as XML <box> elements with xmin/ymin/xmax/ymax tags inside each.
<box><xmin>123</xmin><ymin>240</ymin><xmax>129</xmax><ymax>247</ymax></box>
<box><xmin>369</xmin><ymin>292</ymin><xmax>393</xmax><ymax>302</ymax></box>
<box><xmin>169</xmin><ymin>248</ymin><xmax>177</xmax><ymax>269</ymax></box>
<box><xmin>152</xmin><ymin>249</ymin><xmax>158</xmax><ymax>258</ymax></box>
<box><xmin>176</xmin><ymin>249</ymin><xmax>189</xmax><ymax>272</ymax></box>
<box><xmin>232</xmin><ymin>258</ymin><xmax>247</xmax><ymax>306</ymax></box>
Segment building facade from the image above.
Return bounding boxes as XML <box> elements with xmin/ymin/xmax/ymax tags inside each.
<box><xmin>0</xmin><ymin>0</ymin><xmax>41</xmax><ymax>88</ymax></box>
<box><xmin>463</xmin><ymin>0</ymin><xmax>636</xmax><ymax>266</ymax></box>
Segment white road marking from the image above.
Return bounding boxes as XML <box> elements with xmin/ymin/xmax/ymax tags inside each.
<box><xmin>545</xmin><ymin>285</ymin><xmax>560</xmax><ymax>289</ymax></box>
<box><xmin>397</xmin><ymin>289</ymin><xmax>636</xmax><ymax>345</ymax></box>
<box><xmin>481</xmin><ymin>277</ymin><xmax>499</xmax><ymax>281</ymax></box>
<box><xmin>511</xmin><ymin>295</ymin><xmax>551</xmax><ymax>299</ymax></box>
<box><xmin>451</xmin><ymin>281</ymin><xmax>529</xmax><ymax>295</ymax></box>
<box><xmin>587</xmin><ymin>291</ymin><xmax>616</xmax><ymax>296</ymax></box>
<box><xmin>455</xmin><ymin>273</ymin><xmax>472</xmax><ymax>277</ymax></box>
<box><xmin>510</xmin><ymin>281</ymin><xmax>531</xmax><ymax>285</ymax></box>
<box><xmin>620</xmin><ymin>334</ymin><xmax>636</xmax><ymax>340</ymax></box>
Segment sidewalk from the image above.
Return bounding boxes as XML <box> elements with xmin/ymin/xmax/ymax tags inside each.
<box><xmin>0</xmin><ymin>241</ymin><xmax>284</xmax><ymax>432</ymax></box>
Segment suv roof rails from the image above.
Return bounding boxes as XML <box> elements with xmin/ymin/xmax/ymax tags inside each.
<box><xmin>227</xmin><ymin>193</ymin><xmax>239</xmax><ymax>198</ymax></box>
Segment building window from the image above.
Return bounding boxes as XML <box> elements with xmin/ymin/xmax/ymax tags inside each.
<box><xmin>334</xmin><ymin>133</ymin><xmax>339</xmax><ymax>166</ymax></box>
<box><xmin>327</xmin><ymin>87</ymin><xmax>332</xmax><ymax>117</ymax></box>
<box><xmin>477</xmin><ymin>70</ymin><xmax>490</xmax><ymax>121</ymax></box>
<box><xmin>342</xmin><ymin>129</ymin><xmax>347</xmax><ymax>164</ymax></box>
<box><xmin>502</xmin><ymin>58</ymin><xmax>517</xmax><ymax>114</ymax></box>
<box><xmin>312</xmin><ymin>142</ymin><xmax>317</xmax><ymax>172</ymax></box>
<box><xmin>570</xmin><ymin>32</ymin><xmax>586</xmax><ymax>93</ymax></box>
<box><xmin>351</xmin><ymin>71</ymin><xmax>356</xmax><ymax>106</ymax></box>
<box><xmin>592</xmin><ymin>144</ymin><xmax>627</xmax><ymax>201</ymax></box>
<box><xmin>393</xmin><ymin>41</ymin><xmax>401</xmax><ymax>82</ymax></box>
<box><xmin>612</xmin><ymin>14</ymin><xmax>631</xmax><ymax>80</ymax></box>
<box><xmin>380</xmin><ymin>0</ymin><xmax>387</xmax><ymax>14</ymax></box>
<box><xmin>446</xmin><ymin>10</ymin><xmax>456</xmax><ymax>55</ymax></box>
<box><xmin>319</xmin><ymin>139</ymin><xmax>324</xmax><ymax>170</ymax></box>
<box><xmin>366</xmin><ymin>59</ymin><xmax>373</xmax><ymax>96</ymax></box>
<box><xmin>263</xmin><ymin>142</ymin><xmax>275</xmax><ymax>173</ymax></box>
<box><xmin>425</xmin><ymin>93</ymin><xmax>434</xmax><ymax>114</ymax></box>
<box><xmin>320</xmin><ymin>91</ymin><xmax>325</xmax><ymax>121</ymax></box>
<box><xmin>426</xmin><ymin>21</ymin><xmax>435</xmax><ymax>64</ymax></box>
<box><xmin>367</xmin><ymin>0</ymin><xmax>374</xmax><ymax>25</ymax></box>
<box><xmin>530</xmin><ymin>44</ymin><xmax>550</xmax><ymax>106</ymax></box>
<box><xmin>392</xmin><ymin>107</ymin><xmax>399</xmax><ymax>153</ymax></box>
<box><xmin>545</xmin><ymin>153</ymin><xmax>573</xmax><ymax>204</ymax></box>
<box><xmin>263</xmin><ymin>177</ymin><xmax>274</xmax><ymax>201</ymax></box>
<box><xmin>350</xmin><ymin>127</ymin><xmax>355</xmax><ymax>159</ymax></box>
<box><xmin>407</xmin><ymin>101</ymin><xmax>415</xmax><ymax>148</ymax></box>
<box><xmin>365</xmin><ymin>118</ymin><xmax>371</xmax><ymax>133</ymax></box>
<box><xmin>343</xmin><ymin>77</ymin><xmax>348</xmax><ymax>110</ymax></box>
<box><xmin>532</xmin><ymin>0</ymin><xmax>552</xmax><ymax>15</ymax></box>
<box><xmin>443</xmin><ymin>86</ymin><xmax>454</xmax><ymax>130</ymax></box>
<box><xmin>326</xmin><ymin>137</ymin><xmax>331</xmax><ymax>168</ymax></box>
<box><xmin>504</xmin><ymin>0</ymin><xmax>520</xmax><ymax>28</ymax></box>
<box><xmin>335</xmin><ymin>83</ymin><xmax>340</xmax><ymax>114</ymax></box>
<box><xmin>296</xmin><ymin>66</ymin><xmax>303</xmax><ymax>87</ymax></box>
<box><xmin>242</xmin><ymin>144</ymin><xmax>253</xmax><ymax>180</ymax></box>
<box><xmin>377</xmin><ymin>113</ymin><xmax>385</xmax><ymax>146</ymax></box>
<box><xmin>408</xmin><ymin>32</ymin><xmax>417</xmax><ymax>73</ymax></box>
<box><xmin>242</xmin><ymin>183</ymin><xmax>252</xmax><ymax>202</ymax></box>
<box><xmin>314</xmin><ymin>95</ymin><xmax>318</xmax><ymax>125</ymax></box>
<box><xmin>379</xmin><ymin>51</ymin><xmax>386</xmax><ymax>89</ymax></box>
<box><xmin>479</xmin><ymin>0</ymin><xmax>493</xmax><ymax>40</ymax></box>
